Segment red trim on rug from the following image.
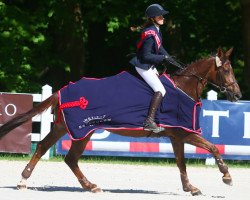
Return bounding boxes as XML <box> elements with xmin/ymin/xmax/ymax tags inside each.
<box><xmin>54</xmin><ymin>91</ymin><xmax>62</xmax><ymax>124</ymax></box>
<box><xmin>193</xmin><ymin>101</ymin><xmax>202</xmax><ymax>131</ymax></box>
<box><xmin>161</xmin><ymin>73</ymin><xmax>177</xmax><ymax>88</ymax></box>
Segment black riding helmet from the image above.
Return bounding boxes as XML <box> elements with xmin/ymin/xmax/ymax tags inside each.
<box><xmin>145</xmin><ymin>4</ymin><xmax>169</xmax><ymax>18</ymax></box>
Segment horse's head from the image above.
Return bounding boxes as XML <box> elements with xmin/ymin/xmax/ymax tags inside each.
<box><xmin>210</xmin><ymin>47</ymin><xmax>242</xmax><ymax>102</ymax></box>
<box><xmin>172</xmin><ymin>47</ymin><xmax>242</xmax><ymax>102</ymax></box>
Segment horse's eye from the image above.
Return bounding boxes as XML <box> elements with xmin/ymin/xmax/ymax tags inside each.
<box><xmin>224</xmin><ymin>69</ymin><xmax>230</xmax><ymax>75</ymax></box>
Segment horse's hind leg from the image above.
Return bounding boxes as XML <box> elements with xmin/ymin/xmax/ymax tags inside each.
<box><xmin>170</xmin><ymin>137</ymin><xmax>202</xmax><ymax>196</ymax></box>
<box><xmin>64</xmin><ymin>134</ymin><xmax>102</xmax><ymax>193</ymax></box>
<box><xmin>17</xmin><ymin>123</ymin><xmax>66</xmax><ymax>189</ymax></box>
<box><xmin>184</xmin><ymin>134</ymin><xmax>232</xmax><ymax>186</ymax></box>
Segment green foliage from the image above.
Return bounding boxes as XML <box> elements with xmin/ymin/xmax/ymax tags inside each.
<box><xmin>0</xmin><ymin>0</ymin><xmax>52</xmax><ymax>92</ymax></box>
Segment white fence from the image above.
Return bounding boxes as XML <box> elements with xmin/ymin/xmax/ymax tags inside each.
<box><xmin>31</xmin><ymin>85</ymin><xmax>53</xmax><ymax>160</ymax></box>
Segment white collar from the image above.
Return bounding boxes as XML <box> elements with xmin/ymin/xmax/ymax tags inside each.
<box><xmin>154</xmin><ymin>25</ymin><xmax>160</xmax><ymax>32</ymax></box>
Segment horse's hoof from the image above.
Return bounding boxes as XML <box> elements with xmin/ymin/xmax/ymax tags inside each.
<box><xmin>17</xmin><ymin>184</ymin><xmax>27</xmax><ymax>190</ymax></box>
<box><xmin>223</xmin><ymin>176</ymin><xmax>233</xmax><ymax>186</ymax></box>
<box><xmin>91</xmin><ymin>187</ymin><xmax>102</xmax><ymax>193</ymax></box>
<box><xmin>191</xmin><ymin>189</ymin><xmax>202</xmax><ymax>196</ymax></box>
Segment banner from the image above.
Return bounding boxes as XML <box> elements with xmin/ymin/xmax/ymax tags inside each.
<box><xmin>56</xmin><ymin>100</ymin><xmax>250</xmax><ymax>160</ymax></box>
<box><xmin>0</xmin><ymin>93</ymin><xmax>33</xmax><ymax>153</ymax></box>
<box><xmin>200</xmin><ymin>100</ymin><xmax>250</xmax><ymax>160</ymax></box>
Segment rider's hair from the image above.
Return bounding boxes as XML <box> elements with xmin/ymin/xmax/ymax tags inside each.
<box><xmin>130</xmin><ymin>18</ymin><xmax>154</xmax><ymax>32</ymax></box>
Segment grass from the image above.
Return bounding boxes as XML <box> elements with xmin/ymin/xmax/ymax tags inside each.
<box><xmin>0</xmin><ymin>153</ymin><xmax>250</xmax><ymax>168</ymax></box>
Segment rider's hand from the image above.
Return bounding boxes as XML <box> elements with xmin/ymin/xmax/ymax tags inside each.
<box><xmin>163</xmin><ymin>55</ymin><xmax>182</xmax><ymax>68</ymax></box>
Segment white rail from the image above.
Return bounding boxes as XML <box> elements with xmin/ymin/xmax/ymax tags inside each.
<box><xmin>31</xmin><ymin>85</ymin><xmax>53</xmax><ymax>159</ymax></box>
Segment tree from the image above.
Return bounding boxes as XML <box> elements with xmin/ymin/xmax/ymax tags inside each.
<box><xmin>241</xmin><ymin>0</ymin><xmax>250</xmax><ymax>97</ymax></box>
<box><xmin>0</xmin><ymin>0</ymin><xmax>248</xmax><ymax>99</ymax></box>
<box><xmin>0</xmin><ymin>0</ymin><xmax>51</xmax><ymax>92</ymax></box>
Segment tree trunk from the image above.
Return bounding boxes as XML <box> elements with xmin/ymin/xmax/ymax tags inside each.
<box><xmin>241</xmin><ymin>0</ymin><xmax>250</xmax><ymax>90</ymax></box>
<box><xmin>46</xmin><ymin>1</ymin><xmax>85</xmax><ymax>89</ymax></box>
<box><xmin>68</xmin><ymin>2</ymin><xmax>85</xmax><ymax>80</ymax></box>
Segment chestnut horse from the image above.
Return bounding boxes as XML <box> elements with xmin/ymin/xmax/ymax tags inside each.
<box><xmin>0</xmin><ymin>48</ymin><xmax>242</xmax><ymax>196</ymax></box>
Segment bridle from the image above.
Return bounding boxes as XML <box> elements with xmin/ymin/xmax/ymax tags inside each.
<box><xmin>215</xmin><ymin>60</ymin><xmax>238</xmax><ymax>95</ymax></box>
<box><xmin>166</xmin><ymin>56</ymin><xmax>238</xmax><ymax>98</ymax></box>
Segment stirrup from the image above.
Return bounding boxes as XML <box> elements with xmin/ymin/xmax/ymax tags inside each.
<box><xmin>143</xmin><ymin>118</ymin><xmax>165</xmax><ymax>133</ymax></box>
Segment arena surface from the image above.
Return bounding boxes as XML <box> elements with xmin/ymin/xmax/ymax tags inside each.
<box><xmin>0</xmin><ymin>160</ymin><xmax>249</xmax><ymax>200</ymax></box>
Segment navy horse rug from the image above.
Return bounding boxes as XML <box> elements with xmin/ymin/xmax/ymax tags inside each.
<box><xmin>58</xmin><ymin>71</ymin><xmax>202</xmax><ymax>140</ymax></box>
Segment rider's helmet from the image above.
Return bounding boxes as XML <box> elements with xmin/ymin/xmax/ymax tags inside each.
<box><xmin>145</xmin><ymin>4</ymin><xmax>169</xmax><ymax>18</ymax></box>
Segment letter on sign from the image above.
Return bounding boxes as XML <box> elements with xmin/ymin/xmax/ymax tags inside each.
<box><xmin>203</xmin><ymin>110</ymin><xmax>229</xmax><ymax>137</ymax></box>
<box><xmin>243</xmin><ymin>112</ymin><xmax>250</xmax><ymax>139</ymax></box>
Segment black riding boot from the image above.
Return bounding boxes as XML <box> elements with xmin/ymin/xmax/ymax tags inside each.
<box><xmin>143</xmin><ymin>91</ymin><xmax>165</xmax><ymax>133</ymax></box>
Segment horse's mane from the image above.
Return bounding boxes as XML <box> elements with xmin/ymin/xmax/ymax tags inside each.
<box><xmin>171</xmin><ymin>53</ymin><xmax>215</xmax><ymax>76</ymax></box>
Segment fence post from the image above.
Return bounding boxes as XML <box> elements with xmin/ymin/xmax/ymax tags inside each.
<box><xmin>207</xmin><ymin>90</ymin><xmax>218</xmax><ymax>100</ymax></box>
<box><xmin>205</xmin><ymin>90</ymin><xmax>218</xmax><ymax>165</ymax></box>
<box><xmin>40</xmin><ymin>85</ymin><xmax>52</xmax><ymax>160</ymax></box>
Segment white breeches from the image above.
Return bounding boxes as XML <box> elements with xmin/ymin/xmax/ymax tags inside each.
<box><xmin>135</xmin><ymin>67</ymin><xmax>166</xmax><ymax>96</ymax></box>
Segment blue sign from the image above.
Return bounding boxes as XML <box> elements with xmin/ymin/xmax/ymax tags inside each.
<box><xmin>201</xmin><ymin>100</ymin><xmax>250</xmax><ymax>145</ymax></box>
<box><xmin>56</xmin><ymin>100</ymin><xmax>250</xmax><ymax>160</ymax></box>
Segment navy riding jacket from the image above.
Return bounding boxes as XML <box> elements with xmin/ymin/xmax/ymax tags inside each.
<box><xmin>129</xmin><ymin>25</ymin><xmax>169</xmax><ymax>70</ymax></box>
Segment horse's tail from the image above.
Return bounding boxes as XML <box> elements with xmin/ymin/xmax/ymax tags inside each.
<box><xmin>0</xmin><ymin>92</ymin><xmax>58</xmax><ymax>139</ymax></box>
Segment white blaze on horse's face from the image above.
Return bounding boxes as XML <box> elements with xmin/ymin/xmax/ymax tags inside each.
<box><xmin>215</xmin><ymin>56</ymin><xmax>222</xmax><ymax>67</ymax></box>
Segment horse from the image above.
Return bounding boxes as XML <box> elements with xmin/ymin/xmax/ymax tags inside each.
<box><xmin>0</xmin><ymin>47</ymin><xmax>242</xmax><ymax>196</ymax></box>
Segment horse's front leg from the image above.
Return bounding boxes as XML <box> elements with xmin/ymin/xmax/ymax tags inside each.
<box><xmin>170</xmin><ymin>137</ymin><xmax>202</xmax><ymax>196</ymax></box>
<box><xmin>17</xmin><ymin>123</ymin><xmax>66</xmax><ymax>189</ymax></box>
<box><xmin>184</xmin><ymin>134</ymin><xmax>232</xmax><ymax>186</ymax></box>
<box><xmin>64</xmin><ymin>134</ymin><xmax>102</xmax><ymax>193</ymax></box>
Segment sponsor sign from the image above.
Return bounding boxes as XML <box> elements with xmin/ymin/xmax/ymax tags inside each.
<box><xmin>0</xmin><ymin>93</ymin><xmax>33</xmax><ymax>153</ymax></box>
<box><xmin>56</xmin><ymin>100</ymin><xmax>250</xmax><ymax>160</ymax></box>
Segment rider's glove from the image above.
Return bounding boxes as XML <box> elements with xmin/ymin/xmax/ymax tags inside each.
<box><xmin>163</xmin><ymin>55</ymin><xmax>182</xmax><ymax>69</ymax></box>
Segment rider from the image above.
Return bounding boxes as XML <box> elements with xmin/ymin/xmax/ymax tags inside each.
<box><xmin>129</xmin><ymin>4</ymin><xmax>180</xmax><ymax>133</ymax></box>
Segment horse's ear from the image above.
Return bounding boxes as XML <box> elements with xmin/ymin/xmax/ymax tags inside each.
<box><xmin>225</xmin><ymin>47</ymin><xmax>233</xmax><ymax>58</ymax></box>
<box><xmin>217</xmin><ymin>47</ymin><xmax>223</xmax><ymax>58</ymax></box>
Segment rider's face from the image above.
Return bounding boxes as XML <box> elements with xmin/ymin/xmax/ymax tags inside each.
<box><xmin>154</xmin><ymin>15</ymin><xmax>164</xmax><ymax>25</ymax></box>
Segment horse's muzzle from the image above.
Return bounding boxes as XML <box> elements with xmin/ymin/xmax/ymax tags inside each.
<box><xmin>226</xmin><ymin>91</ymin><xmax>242</xmax><ymax>102</ymax></box>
